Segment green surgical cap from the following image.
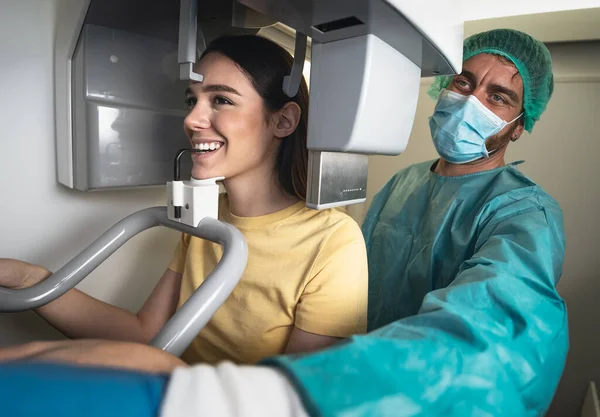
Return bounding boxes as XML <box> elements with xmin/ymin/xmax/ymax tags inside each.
<box><xmin>427</xmin><ymin>29</ymin><xmax>554</xmax><ymax>132</ymax></box>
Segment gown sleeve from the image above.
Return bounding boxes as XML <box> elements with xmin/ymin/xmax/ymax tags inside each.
<box><xmin>266</xmin><ymin>194</ymin><xmax>568</xmax><ymax>417</ymax></box>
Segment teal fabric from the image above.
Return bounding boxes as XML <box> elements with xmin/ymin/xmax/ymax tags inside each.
<box><xmin>267</xmin><ymin>160</ymin><xmax>567</xmax><ymax>417</ymax></box>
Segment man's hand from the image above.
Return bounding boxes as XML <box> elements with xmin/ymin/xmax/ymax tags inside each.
<box><xmin>0</xmin><ymin>258</ymin><xmax>51</xmax><ymax>289</ymax></box>
<box><xmin>0</xmin><ymin>339</ymin><xmax>188</xmax><ymax>373</ymax></box>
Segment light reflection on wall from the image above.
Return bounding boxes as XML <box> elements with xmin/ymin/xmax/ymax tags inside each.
<box><xmin>97</xmin><ymin>106</ymin><xmax>120</xmax><ymax>149</ymax></box>
<box><xmin>97</xmin><ymin>106</ymin><xmax>121</xmax><ymax>185</ymax></box>
<box><xmin>303</xmin><ymin>60</ymin><xmax>311</xmax><ymax>88</ymax></box>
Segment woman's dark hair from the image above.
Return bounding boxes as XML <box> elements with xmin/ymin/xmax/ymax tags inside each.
<box><xmin>200</xmin><ymin>35</ymin><xmax>309</xmax><ymax>200</ymax></box>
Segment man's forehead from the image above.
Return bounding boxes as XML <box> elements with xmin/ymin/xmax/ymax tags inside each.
<box><xmin>460</xmin><ymin>53</ymin><xmax>524</xmax><ymax>98</ymax></box>
<box><xmin>462</xmin><ymin>54</ymin><xmax>522</xmax><ymax>84</ymax></box>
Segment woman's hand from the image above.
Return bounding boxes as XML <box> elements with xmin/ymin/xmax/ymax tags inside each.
<box><xmin>0</xmin><ymin>339</ymin><xmax>188</xmax><ymax>374</ymax></box>
<box><xmin>0</xmin><ymin>258</ymin><xmax>51</xmax><ymax>289</ymax></box>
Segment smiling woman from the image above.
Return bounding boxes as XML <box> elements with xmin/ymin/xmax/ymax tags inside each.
<box><xmin>167</xmin><ymin>35</ymin><xmax>369</xmax><ymax>364</ymax></box>
<box><xmin>183</xmin><ymin>36</ymin><xmax>310</xmax><ymax>206</ymax></box>
<box><xmin>0</xmin><ymin>34</ymin><xmax>369</xmax><ymax>367</ymax></box>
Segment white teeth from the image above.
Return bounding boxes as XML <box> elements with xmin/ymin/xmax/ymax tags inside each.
<box><xmin>193</xmin><ymin>142</ymin><xmax>223</xmax><ymax>151</ymax></box>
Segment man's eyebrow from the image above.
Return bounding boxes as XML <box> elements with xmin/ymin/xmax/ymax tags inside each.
<box><xmin>458</xmin><ymin>70</ymin><xmax>477</xmax><ymax>85</ymax></box>
<box><xmin>488</xmin><ymin>84</ymin><xmax>520</xmax><ymax>104</ymax></box>
<box><xmin>455</xmin><ymin>70</ymin><xmax>521</xmax><ymax>104</ymax></box>
<box><xmin>186</xmin><ymin>83</ymin><xmax>242</xmax><ymax>96</ymax></box>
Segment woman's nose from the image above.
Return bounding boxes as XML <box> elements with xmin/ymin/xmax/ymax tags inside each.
<box><xmin>184</xmin><ymin>102</ymin><xmax>211</xmax><ymax>131</ymax></box>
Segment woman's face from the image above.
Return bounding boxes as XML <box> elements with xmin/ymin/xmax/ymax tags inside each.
<box><xmin>183</xmin><ymin>52</ymin><xmax>279</xmax><ymax>181</ymax></box>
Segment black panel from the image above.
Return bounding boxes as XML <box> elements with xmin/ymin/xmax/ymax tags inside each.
<box><xmin>85</xmin><ymin>0</ymin><xmax>181</xmax><ymax>43</ymax></box>
<box><xmin>313</xmin><ymin>16</ymin><xmax>365</xmax><ymax>34</ymax></box>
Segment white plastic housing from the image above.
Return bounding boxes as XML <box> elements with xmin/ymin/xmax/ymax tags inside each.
<box><xmin>54</xmin><ymin>0</ymin><xmax>465</xmax><ymax>198</ymax></box>
<box><xmin>55</xmin><ymin>0</ymin><xmax>91</xmax><ymax>188</ymax></box>
<box><xmin>387</xmin><ymin>0</ymin><xmax>464</xmax><ymax>75</ymax></box>
<box><xmin>307</xmin><ymin>34</ymin><xmax>421</xmax><ymax>155</ymax></box>
<box><xmin>167</xmin><ymin>177</ymin><xmax>223</xmax><ymax>227</ymax></box>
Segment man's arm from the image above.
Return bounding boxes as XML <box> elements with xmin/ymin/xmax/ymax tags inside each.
<box><xmin>267</xmin><ymin>200</ymin><xmax>568</xmax><ymax>417</ymax></box>
<box><xmin>0</xmin><ymin>342</ymin><xmax>310</xmax><ymax>417</ymax></box>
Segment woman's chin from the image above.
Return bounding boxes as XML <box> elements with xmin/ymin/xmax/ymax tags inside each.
<box><xmin>191</xmin><ymin>167</ymin><xmax>222</xmax><ymax>180</ymax></box>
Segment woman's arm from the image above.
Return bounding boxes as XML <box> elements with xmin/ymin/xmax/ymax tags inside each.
<box><xmin>0</xmin><ymin>258</ymin><xmax>183</xmax><ymax>343</ymax></box>
<box><xmin>36</xmin><ymin>268</ymin><xmax>183</xmax><ymax>343</ymax></box>
<box><xmin>285</xmin><ymin>327</ymin><xmax>341</xmax><ymax>355</ymax></box>
<box><xmin>289</xmin><ymin>219</ymin><xmax>368</xmax><ymax>354</ymax></box>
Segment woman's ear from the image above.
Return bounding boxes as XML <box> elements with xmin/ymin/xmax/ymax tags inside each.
<box><xmin>273</xmin><ymin>102</ymin><xmax>301</xmax><ymax>139</ymax></box>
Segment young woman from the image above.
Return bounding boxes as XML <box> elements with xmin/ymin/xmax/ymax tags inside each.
<box><xmin>0</xmin><ymin>35</ymin><xmax>367</xmax><ymax>365</ymax></box>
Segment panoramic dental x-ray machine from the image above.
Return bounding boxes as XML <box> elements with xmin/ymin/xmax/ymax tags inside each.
<box><xmin>0</xmin><ymin>0</ymin><xmax>463</xmax><ymax>356</ymax></box>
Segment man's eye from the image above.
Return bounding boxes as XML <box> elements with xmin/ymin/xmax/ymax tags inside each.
<box><xmin>492</xmin><ymin>94</ymin><xmax>506</xmax><ymax>104</ymax></box>
<box><xmin>454</xmin><ymin>79</ymin><xmax>470</xmax><ymax>89</ymax></box>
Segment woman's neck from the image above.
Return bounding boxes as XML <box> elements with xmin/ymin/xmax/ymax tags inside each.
<box><xmin>223</xmin><ymin>166</ymin><xmax>300</xmax><ymax>217</ymax></box>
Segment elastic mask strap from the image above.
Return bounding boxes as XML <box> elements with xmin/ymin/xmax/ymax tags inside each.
<box><xmin>486</xmin><ymin>114</ymin><xmax>523</xmax><ymax>157</ymax></box>
<box><xmin>487</xmin><ymin>146</ymin><xmax>502</xmax><ymax>157</ymax></box>
<box><xmin>507</xmin><ymin>113</ymin><xmax>524</xmax><ymax>126</ymax></box>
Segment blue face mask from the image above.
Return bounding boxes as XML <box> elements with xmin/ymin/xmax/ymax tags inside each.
<box><xmin>429</xmin><ymin>89</ymin><xmax>522</xmax><ymax>164</ymax></box>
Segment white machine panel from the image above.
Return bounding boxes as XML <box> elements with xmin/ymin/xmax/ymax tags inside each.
<box><xmin>307</xmin><ymin>34</ymin><xmax>421</xmax><ymax>155</ymax></box>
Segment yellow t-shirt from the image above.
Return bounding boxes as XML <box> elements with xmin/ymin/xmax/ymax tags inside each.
<box><xmin>168</xmin><ymin>194</ymin><xmax>368</xmax><ymax>365</ymax></box>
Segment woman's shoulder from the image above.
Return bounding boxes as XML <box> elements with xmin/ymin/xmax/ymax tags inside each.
<box><xmin>299</xmin><ymin>206</ymin><xmax>365</xmax><ymax>247</ymax></box>
<box><xmin>304</xmin><ymin>207</ymin><xmax>367</xmax><ymax>281</ymax></box>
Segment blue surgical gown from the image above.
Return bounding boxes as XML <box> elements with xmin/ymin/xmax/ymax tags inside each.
<box><xmin>268</xmin><ymin>160</ymin><xmax>568</xmax><ymax>417</ymax></box>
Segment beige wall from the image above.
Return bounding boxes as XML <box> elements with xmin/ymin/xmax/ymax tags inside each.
<box><xmin>1</xmin><ymin>1</ymin><xmax>599</xmax><ymax>415</ymax></box>
<box><xmin>538</xmin><ymin>42</ymin><xmax>600</xmax><ymax>417</ymax></box>
<box><xmin>0</xmin><ymin>0</ymin><xmax>180</xmax><ymax>346</ymax></box>
<box><xmin>348</xmin><ymin>41</ymin><xmax>600</xmax><ymax>416</ymax></box>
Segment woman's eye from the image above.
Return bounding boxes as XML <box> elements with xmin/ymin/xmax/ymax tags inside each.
<box><xmin>213</xmin><ymin>96</ymin><xmax>233</xmax><ymax>106</ymax></box>
<box><xmin>184</xmin><ymin>97</ymin><xmax>197</xmax><ymax>108</ymax></box>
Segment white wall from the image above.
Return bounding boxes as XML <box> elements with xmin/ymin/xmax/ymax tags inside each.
<box><xmin>0</xmin><ymin>0</ymin><xmax>180</xmax><ymax>346</ymax></box>
<box><xmin>349</xmin><ymin>41</ymin><xmax>600</xmax><ymax>417</ymax></box>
